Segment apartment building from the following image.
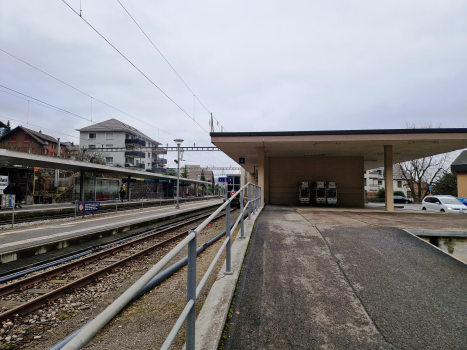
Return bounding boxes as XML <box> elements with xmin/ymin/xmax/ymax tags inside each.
<box><xmin>77</xmin><ymin>119</ymin><xmax>167</xmax><ymax>171</ymax></box>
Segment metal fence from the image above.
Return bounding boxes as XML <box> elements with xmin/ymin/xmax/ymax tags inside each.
<box><xmin>61</xmin><ymin>183</ymin><xmax>262</xmax><ymax>350</ymax></box>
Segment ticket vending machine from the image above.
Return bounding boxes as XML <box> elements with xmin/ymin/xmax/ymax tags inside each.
<box><xmin>313</xmin><ymin>181</ymin><xmax>326</xmax><ymax>205</ymax></box>
<box><xmin>326</xmin><ymin>182</ymin><xmax>337</xmax><ymax>205</ymax></box>
<box><xmin>299</xmin><ymin>182</ymin><xmax>311</xmax><ymax>204</ymax></box>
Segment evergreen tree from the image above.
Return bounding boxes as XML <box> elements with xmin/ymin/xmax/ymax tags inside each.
<box><xmin>432</xmin><ymin>171</ymin><xmax>457</xmax><ymax>196</ymax></box>
<box><xmin>181</xmin><ymin>165</ymin><xmax>189</xmax><ymax>178</ymax></box>
<box><xmin>2</xmin><ymin>121</ymin><xmax>11</xmax><ymax>136</ymax></box>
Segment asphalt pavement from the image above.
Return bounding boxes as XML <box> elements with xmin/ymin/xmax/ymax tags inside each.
<box><xmin>223</xmin><ymin>205</ymin><xmax>467</xmax><ymax>350</ymax></box>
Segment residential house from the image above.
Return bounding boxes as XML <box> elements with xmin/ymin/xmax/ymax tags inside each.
<box><xmin>0</xmin><ymin>126</ymin><xmax>67</xmax><ymax>157</ymax></box>
<box><xmin>364</xmin><ymin>164</ymin><xmax>410</xmax><ymax>198</ymax></box>
<box><xmin>77</xmin><ymin>119</ymin><xmax>167</xmax><ymax>171</ymax></box>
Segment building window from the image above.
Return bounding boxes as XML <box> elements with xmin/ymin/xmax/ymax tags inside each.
<box><xmin>88</xmin><ymin>145</ymin><xmax>96</xmax><ymax>149</ymax></box>
<box><xmin>106</xmin><ymin>157</ymin><xmax>113</xmax><ymax>164</ymax></box>
<box><xmin>148</xmin><ymin>153</ymin><xmax>150</xmax><ymax>158</ymax></box>
<box><xmin>27</xmin><ymin>148</ymin><xmax>32</xmax><ymax>153</ymax></box>
<box><xmin>397</xmin><ymin>181</ymin><xmax>402</xmax><ymax>188</ymax></box>
<box><xmin>106</xmin><ymin>144</ymin><xmax>113</xmax><ymax>148</ymax></box>
<box><xmin>105</xmin><ymin>132</ymin><xmax>113</xmax><ymax>139</ymax></box>
<box><xmin>44</xmin><ymin>149</ymin><xmax>49</xmax><ymax>155</ymax></box>
<box><xmin>89</xmin><ymin>133</ymin><xmax>96</xmax><ymax>139</ymax></box>
<box><xmin>11</xmin><ymin>136</ymin><xmax>16</xmax><ymax>142</ymax></box>
<box><xmin>24</xmin><ymin>137</ymin><xmax>30</xmax><ymax>143</ymax></box>
<box><xmin>378</xmin><ymin>180</ymin><xmax>382</xmax><ymax>185</ymax></box>
<box><xmin>364</xmin><ymin>178</ymin><xmax>367</xmax><ymax>186</ymax></box>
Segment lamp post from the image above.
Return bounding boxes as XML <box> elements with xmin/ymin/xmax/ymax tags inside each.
<box><xmin>174</xmin><ymin>139</ymin><xmax>184</xmax><ymax>209</ymax></box>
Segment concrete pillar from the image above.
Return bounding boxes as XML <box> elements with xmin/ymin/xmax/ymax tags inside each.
<box><xmin>127</xmin><ymin>176</ymin><xmax>131</xmax><ymax>201</ymax></box>
<box><xmin>79</xmin><ymin>171</ymin><xmax>85</xmax><ymax>202</ymax></box>
<box><xmin>258</xmin><ymin>147</ymin><xmax>269</xmax><ymax>207</ymax></box>
<box><xmin>384</xmin><ymin>145</ymin><xmax>394</xmax><ymax>212</ymax></box>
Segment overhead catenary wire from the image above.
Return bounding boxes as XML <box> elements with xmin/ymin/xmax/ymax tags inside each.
<box><xmin>0</xmin><ymin>48</ymin><xmax>186</xmax><ymax>141</ymax></box>
<box><xmin>116</xmin><ymin>1</ymin><xmax>223</xmax><ymax>128</ymax></box>
<box><xmin>0</xmin><ymin>114</ymin><xmax>221</xmax><ymax>168</ymax></box>
<box><xmin>0</xmin><ymin>85</ymin><xmax>198</xmax><ymax>146</ymax></box>
<box><xmin>0</xmin><ymin>85</ymin><xmax>230</xmax><ymax>165</ymax></box>
<box><xmin>61</xmin><ymin>0</ymin><xmax>210</xmax><ymax>134</ymax></box>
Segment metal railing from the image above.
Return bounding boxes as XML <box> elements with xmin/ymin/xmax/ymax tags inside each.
<box><xmin>61</xmin><ymin>183</ymin><xmax>262</xmax><ymax>350</ymax></box>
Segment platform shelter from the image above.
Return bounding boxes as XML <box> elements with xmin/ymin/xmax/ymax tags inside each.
<box><xmin>211</xmin><ymin>128</ymin><xmax>467</xmax><ymax>211</ymax></box>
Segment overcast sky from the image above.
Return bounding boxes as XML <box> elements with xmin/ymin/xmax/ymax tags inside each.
<box><xmin>1</xmin><ymin>0</ymin><xmax>466</xmax><ymax>169</ymax></box>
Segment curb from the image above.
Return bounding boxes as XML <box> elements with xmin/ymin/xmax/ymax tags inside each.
<box><xmin>190</xmin><ymin>207</ymin><xmax>263</xmax><ymax>350</ymax></box>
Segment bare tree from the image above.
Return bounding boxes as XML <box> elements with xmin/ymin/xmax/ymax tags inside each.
<box><xmin>71</xmin><ymin>148</ymin><xmax>108</xmax><ymax>165</ymax></box>
<box><xmin>400</xmin><ymin>122</ymin><xmax>453</xmax><ymax>201</ymax></box>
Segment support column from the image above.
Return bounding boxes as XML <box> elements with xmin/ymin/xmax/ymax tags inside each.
<box><xmin>384</xmin><ymin>145</ymin><xmax>394</xmax><ymax>212</ymax></box>
<box><xmin>79</xmin><ymin>171</ymin><xmax>85</xmax><ymax>202</ymax></box>
<box><xmin>258</xmin><ymin>147</ymin><xmax>269</xmax><ymax>207</ymax></box>
<box><xmin>127</xmin><ymin>176</ymin><xmax>131</xmax><ymax>201</ymax></box>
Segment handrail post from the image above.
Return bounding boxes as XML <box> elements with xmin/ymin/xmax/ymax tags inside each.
<box><xmin>186</xmin><ymin>230</ymin><xmax>197</xmax><ymax>350</ymax></box>
<box><xmin>258</xmin><ymin>186</ymin><xmax>261</xmax><ymax>208</ymax></box>
<box><xmin>247</xmin><ymin>183</ymin><xmax>251</xmax><ymax>220</ymax></box>
<box><xmin>253</xmin><ymin>186</ymin><xmax>256</xmax><ymax>214</ymax></box>
<box><xmin>224</xmin><ymin>201</ymin><xmax>233</xmax><ymax>275</ymax></box>
<box><xmin>240</xmin><ymin>187</ymin><xmax>245</xmax><ymax>239</ymax></box>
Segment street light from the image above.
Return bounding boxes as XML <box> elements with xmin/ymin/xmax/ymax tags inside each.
<box><xmin>174</xmin><ymin>139</ymin><xmax>184</xmax><ymax>209</ymax></box>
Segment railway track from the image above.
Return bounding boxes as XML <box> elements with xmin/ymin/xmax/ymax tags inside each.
<box><xmin>0</xmin><ymin>197</ymin><xmax>218</xmax><ymax>226</ymax></box>
<box><xmin>0</xmin><ymin>208</ymin><xmax>231</xmax><ymax>324</ymax></box>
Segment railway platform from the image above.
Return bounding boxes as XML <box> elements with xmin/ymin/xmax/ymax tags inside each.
<box><xmin>213</xmin><ymin>205</ymin><xmax>467</xmax><ymax>350</ymax></box>
<box><xmin>0</xmin><ymin>198</ymin><xmax>222</xmax><ymax>273</ymax></box>
<box><xmin>0</xmin><ymin>196</ymin><xmax>218</xmax><ymax>225</ymax></box>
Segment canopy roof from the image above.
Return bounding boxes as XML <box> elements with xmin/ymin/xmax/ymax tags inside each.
<box><xmin>0</xmin><ymin>149</ymin><xmax>210</xmax><ymax>185</ymax></box>
<box><xmin>211</xmin><ymin>128</ymin><xmax>467</xmax><ymax>172</ymax></box>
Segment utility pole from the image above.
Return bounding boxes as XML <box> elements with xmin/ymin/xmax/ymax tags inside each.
<box><xmin>54</xmin><ymin>138</ymin><xmax>60</xmax><ymax>188</ymax></box>
<box><xmin>174</xmin><ymin>139</ymin><xmax>183</xmax><ymax>209</ymax></box>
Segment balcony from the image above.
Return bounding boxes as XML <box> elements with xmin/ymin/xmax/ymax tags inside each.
<box><xmin>153</xmin><ymin>158</ymin><xmax>167</xmax><ymax>164</ymax></box>
<box><xmin>152</xmin><ymin>168</ymin><xmax>167</xmax><ymax>174</ymax></box>
<box><xmin>125</xmin><ymin>151</ymin><xmax>145</xmax><ymax>158</ymax></box>
<box><xmin>125</xmin><ymin>138</ymin><xmax>146</xmax><ymax>147</ymax></box>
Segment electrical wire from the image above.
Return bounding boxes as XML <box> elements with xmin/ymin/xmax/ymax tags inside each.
<box><xmin>61</xmin><ymin>0</ymin><xmax>210</xmax><ymax>134</ymax></box>
<box><xmin>0</xmin><ymin>48</ymin><xmax>187</xmax><ymax>141</ymax></box>
<box><xmin>116</xmin><ymin>1</ymin><xmax>215</xmax><ymax>118</ymax></box>
<box><xmin>117</xmin><ymin>0</ymin><xmax>227</xmax><ymax>132</ymax></box>
<box><xmin>0</xmin><ymin>84</ymin><xmax>199</xmax><ymax>146</ymax></box>
<box><xmin>0</xmin><ymin>114</ymin><xmax>221</xmax><ymax>168</ymax></box>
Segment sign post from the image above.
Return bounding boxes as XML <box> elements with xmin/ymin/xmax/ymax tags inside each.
<box><xmin>2</xmin><ymin>194</ymin><xmax>16</xmax><ymax>227</ymax></box>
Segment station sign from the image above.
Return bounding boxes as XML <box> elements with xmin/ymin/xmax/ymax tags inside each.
<box><xmin>77</xmin><ymin>202</ymin><xmax>100</xmax><ymax>213</ymax></box>
<box><xmin>218</xmin><ymin>177</ymin><xmax>225</xmax><ymax>182</ymax></box>
<box><xmin>1</xmin><ymin>194</ymin><xmax>15</xmax><ymax>208</ymax></box>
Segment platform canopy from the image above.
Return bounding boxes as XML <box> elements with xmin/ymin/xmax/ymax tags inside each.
<box><xmin>211</xmin><ymin>128</ymin><xmax>467</xmax><ymax>173</ymax></box>
<box><xmin>0</xmin><ymin>149</ymin><xmax>210</xmax><ymax>185</ymax></box>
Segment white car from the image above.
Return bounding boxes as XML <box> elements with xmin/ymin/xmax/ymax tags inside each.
<box><xmin>421</xmin><ymin>196</ymin><xmax>466</xmax><ymax>213</ymax></box>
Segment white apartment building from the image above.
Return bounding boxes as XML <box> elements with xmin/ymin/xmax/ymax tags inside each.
<box><xmin>364</xmin><ymin>164</ymin><xmax>410</xmax><ymax>198</ymax></box>
<box><xmin>77</xmin><ymin>118</ymin><xmax>167</xmax><ymax>172</ymax></box>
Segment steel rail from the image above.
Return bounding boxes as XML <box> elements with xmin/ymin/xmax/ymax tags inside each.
<box><xmin>0</xmin><ymin>210</ymin><xmax>223</xmax><ymax>294</ymax></box>
<box><xmin>62</xmin><ymin>233</ymin><xmax>198</xmax><ymax>349</ymax></box>
<box><xmin>0</xmin><ymin>210</ymin><xmax>230</xmax><ymax>323</ymax></box>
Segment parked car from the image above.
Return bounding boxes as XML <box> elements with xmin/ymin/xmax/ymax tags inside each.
<box><xmin>394</xmin><ymin>195</ymin><xmax>412</xmax><ymax>204</ymax></box>
<box><xmin>458</xmin><ymin>197</ymin><xmax>467</xmax><ymax>205</ymax></box>
<box><xmin>421</xmin><ymin>195</ymin><xmax>466</xmax><ymax>213</ymax></box>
